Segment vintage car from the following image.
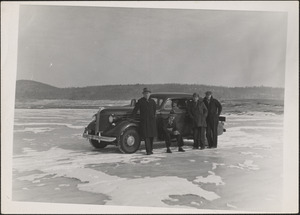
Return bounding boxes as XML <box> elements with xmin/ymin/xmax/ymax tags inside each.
<box><xmin>82</xmin><ymin>93</ymin><xmax>226</xmax><ymax>153</ymax></box>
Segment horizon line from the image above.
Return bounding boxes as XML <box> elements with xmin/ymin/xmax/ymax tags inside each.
<box><xmin>16</xmin><ymin>79</ymin><xmax>285</xmax><ymax>89</ymax></box>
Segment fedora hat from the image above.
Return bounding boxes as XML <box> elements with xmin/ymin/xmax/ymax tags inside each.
<box><xmin>142</xmin><ymin>88</ymin><xmax>151</xmax><ymax>93</ymax></box>
<box><xmin>205</xmin><ymin>91</ymin><xmax>212</xmax><ymax>96</ymax></box>
<box><xmin>192</xmin><ymin>93</ymin><xmax>200</xmax><ymax>98</ymax></box>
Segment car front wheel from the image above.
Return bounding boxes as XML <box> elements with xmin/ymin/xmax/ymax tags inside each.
<box><xmin>118</xmin><ymin>128</ymin><xmax>141</xmax><ymax>154</ymax></box>
<box><xmin>89</xmin><ymin>139</ymin><xmax>108</xmax><ymax>149</ymax></box>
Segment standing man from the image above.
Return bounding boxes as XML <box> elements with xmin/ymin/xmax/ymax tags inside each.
<box><xmin>132</xmin><ymin>88</ymin><xmax>157</xmax><ymax>155</ymax></box>
<box><xmin>188</xmin><ymin>93</ymin><xmax>208</xmax><ymax>150</ymax></box>
<box><xmin>162</xmin><ymin>110</ymin><xmax>185</xmax><ymax>153</ymax></box>
<box><xmin>203</xmin><ymin>91</ymin><xmax>222</xmax><ymax>148</ymax></box>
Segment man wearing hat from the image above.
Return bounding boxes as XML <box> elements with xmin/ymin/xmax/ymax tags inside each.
<box><xmin>132</xmin><ymin>88</ymin><xmax>157</xmax><ymax>155</ymax></box>
<box><xmin>162</xmin><ymin>110</ymin><xmax>185</xmax><ymax>153</ymax></box>
<box><xmin>187</xmin><ymin>93</ymin><xmax>208</xmax><ymax>150</ymax></box>
<box><xmin>203</xmin><ymin>91</ymin><xmax>222</xmax><ymax>148</ymax></box>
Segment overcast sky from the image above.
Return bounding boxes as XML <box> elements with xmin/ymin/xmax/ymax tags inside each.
<box><xmin>16</xmin><ymin>5</ymin><xmax>287</xmax><ymax>88</ymax></box>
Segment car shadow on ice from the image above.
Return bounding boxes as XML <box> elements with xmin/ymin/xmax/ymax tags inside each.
<box><xmin>87</xmin><ymin>140</ymin><xmax>195</xmax><ymax>154</ymax></box>
<box><xmin>91</xmin><ymin>146</ymin><xmax>122</xmax><ymax>154</ymax></box>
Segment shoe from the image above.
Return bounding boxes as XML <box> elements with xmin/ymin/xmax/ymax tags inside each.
<box><xmin>146</xmin><ymin>152</ymin><xmax>151</xmax><ymax>155</ymax></box>
<box><xmin>150</xmin><ymin>151</ymin><xmax>153</xmax><ymax>154</ymax></box>
<box><xmin>178</xmin><ymin>147</ymin><xmax>185</xmax><ymax>152</ymax></box>
<box><xmin>166</xmin><ymin>148</ymin><xmax>172</xmax><ymax>153</ymax></box>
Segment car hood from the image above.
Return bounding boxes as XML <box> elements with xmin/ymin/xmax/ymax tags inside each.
<box><xmin>98</xmin><ymin>106</ymin><xmax>135</xmax><ymax>115</ymax></box>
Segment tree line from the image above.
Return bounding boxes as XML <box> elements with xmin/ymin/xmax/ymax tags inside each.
<box><xmin>15</xmin><ymin>80</ymin><xmax>284</xmax><ymax>101</ymax></box>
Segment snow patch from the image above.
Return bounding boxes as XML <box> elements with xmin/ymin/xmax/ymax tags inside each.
<box><xmin>13</xmin><ymin>147</ymin><xmax>220</xmax><ymax>208</ymax></box>
<box><xmin>226</xmin><ymin>203</ymin><xmax>237</xmax><ymax>209</ymax></box>
<box><xmin>59</xmin><ymin>184</ymin><xmax>70</xmax><ymax>187</ymax></box>
<box><xmin>23</xmin><ymin>138</ymin><xmax>35</xmax><ymax>141</ymax></box>
<box><xmin>212</xmin><ymin>163</ymin><xmax>225</xmax><ymax>170</ymax></box>
<box><xmin>191</xmin><ymin>201</ymin><xmax>201</xmax><ymax>206</ymax></box>
<box><xmin>17</xmin><ymin>173</ymin><xmax>51</xmax><ymax>182</ymax></box>
<box><xmin>238</xmin><ymin>160</ymin><xmax>260</xmax><ymax>170</ymax></box>
<box><xmin>241</xmin><ymin>151</ymin><xmax>263</xmax><ymax>158</ymax></box>
<box><xmin>14</xmin><ymin>122</ymin><xmax>84</xmax><ymax>129</ymax></box>
<box><xmin>22</xmin><ymin>147</ymin><xmax>37</xmax><ymax>153</ymax></box>
<box><xmin>228</xmin><ymin>160</ymin><xmax>259</xmax><ymax>171</ymax></box>
<box><xmin>60</xmin><ymin>168</ymin><xmax>220</xmax><ymax>207</ymax></box>
<box><xmin>15</xmin><ymin>127</ymin><xmax>54</xmax><ymax>134</ymax></box>
<box><xmin>194</xmin><ymin>171</ymin><xmax>225</xmax><ymax>186</ymax></box>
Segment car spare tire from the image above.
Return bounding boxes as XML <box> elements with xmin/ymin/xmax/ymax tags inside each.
<box><xmin>118</xmin><ymin>128</ymin><xmax>141</xmax><ymax>154</ymax></box>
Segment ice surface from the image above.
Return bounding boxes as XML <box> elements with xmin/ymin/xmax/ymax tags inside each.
<box><xmin>14</xmin><ymin>147</ymin><xmax>219</xmax><ymax>208</ymax></box>
<box><xmin>12</xmin><ymin>109</ymin><xmax>284</xmax><ymax>211</ymax></box>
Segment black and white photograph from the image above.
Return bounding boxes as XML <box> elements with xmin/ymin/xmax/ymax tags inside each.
<box><xmin>1</xmin><ymin>1</ymin><xmax>298</xmax><ymax>214</ymax></box>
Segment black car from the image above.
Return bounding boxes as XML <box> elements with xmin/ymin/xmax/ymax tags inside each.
<box><xmin>83</xmin><ymin>93</ymin><xmax>226</xmax><ymax>153</ymax></box>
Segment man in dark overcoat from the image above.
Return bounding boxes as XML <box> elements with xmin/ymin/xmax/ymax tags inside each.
<box><xmin>162</xmin><ymin>110</ymin><xmax>185</xmax><ymax>153</ymax></box>
<box><xmin>187</xmin><ymin>93</ymin><xmax>208</xmax><ymax>150</ymax></box>
<box><xmin>203</xmin><ymin>91</ymin><xmax>222</xmax><ymax>148</ymax></box>
<box><xmin>132</xmin><ymin>88</ymin><xmax>157</xmax><ymax>155</ymax></box>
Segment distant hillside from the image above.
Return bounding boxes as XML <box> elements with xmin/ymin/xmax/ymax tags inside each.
<box><xmin>15</xmin><ymin>80</ymin><xmax>284</xmax><ymax>101</ymax></box>
<box><xmin>16</xmin><ymin>80</ymin><xmax>61</xmax><ymax>99</ymax></box>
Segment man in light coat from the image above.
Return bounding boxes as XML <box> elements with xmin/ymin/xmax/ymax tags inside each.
<box><xmin>188</xmin><ymin>93</ymin><xmax>208</xmax><ymax>150</ymax></box>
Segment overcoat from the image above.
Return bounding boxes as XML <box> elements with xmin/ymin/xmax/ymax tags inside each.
<box><xmin>203</xmin><ymin>96</ymin><xmax>222</xmax><ymax>121</ymax></box>
<box><xmin>132</xmin><ymin>97</ymin><xmax>157</xmax><ymax>138</ymax></box>
<box><xmin>188</xmin><ymin>100</ymin><xmax>208</xmax><ymax>127</ymax></box>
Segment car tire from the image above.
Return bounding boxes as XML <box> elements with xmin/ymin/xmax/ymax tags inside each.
<box><xmin>118</xmin><ymin>128</ymin><xmax>141</xmax><ymax>154</ymax></box>
<box><xmin>89</xmin><ymin>139</ymin><xmax>108</xmax><ymax>149</ymax></box>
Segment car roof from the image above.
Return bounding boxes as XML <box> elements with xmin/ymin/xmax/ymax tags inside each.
<box><xmin>150</xmin><ymin>92</ymin><xmax>193</xmax><ymax>99</ymax></box>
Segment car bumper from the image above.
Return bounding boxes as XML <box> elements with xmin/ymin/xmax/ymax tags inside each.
<box><xmin>82</xmin><ymin>132</ymin><xmax>116</xmax><ymax>142</ymax></box>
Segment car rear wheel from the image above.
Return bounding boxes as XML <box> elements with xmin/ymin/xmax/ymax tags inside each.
<box><xmin>89</xmin><ymin>139</ymin><xmax>108</xmax><ymax>149</ymax></box>
<box><xmin>118</xmin><ymin>128</ymin><xmax>141</xmax><ymax>154</ymax></box>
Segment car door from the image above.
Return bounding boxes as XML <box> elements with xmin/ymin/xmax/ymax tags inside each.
<box><xmin>171</xmin><ymin>98</ymin><xmax>193</xmax><ymax>137</ymax></box>
<box><xmin>156</xmin><ymin>98</ymin><xmax>193</xmax><ymax>139</ymax></box>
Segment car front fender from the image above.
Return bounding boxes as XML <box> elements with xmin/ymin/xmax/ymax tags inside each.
<box><xmin>104</xmin><ymin>120</ymin><xmax>139</xmax><ymax>140</ymax></box>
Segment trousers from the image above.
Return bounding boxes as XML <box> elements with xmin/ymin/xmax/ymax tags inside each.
<box><xmin>206</xmin><ymin>117</ymin><xmax>219</xmax><ymax>148</ymax></box>
<box><xmin>164</xmin><ymin>132</ymin><xmax>184</xmax><ymax>148</ymax></box>
<box><xmin>145</xmin><ymin>137</ymin><xmax>154</xmax><ymax>153</ymax></box>
<box><xmin>193</xmin><ymin>127</ymin><xmax>206</xmax><ymax>149</ymax></box>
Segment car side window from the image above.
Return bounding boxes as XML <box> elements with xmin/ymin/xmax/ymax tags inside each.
<box><xmin>151</xmin><ymin>98</ymin><xmax>158</xmax><ymax>105</ymax></box>
<box><xmin>172</xmin><ymin>99</ymin><xmax>188</xmax><ymax>112</ymax></box>
<box><xmin>164</xmin><ymin>99</ymin><xmax>172</xmax><ymax>110</ymax></box>
<box><xmin>158</xmin><ymin>99</ymin><xmax>164</xmax><ymax>107</ymax></box>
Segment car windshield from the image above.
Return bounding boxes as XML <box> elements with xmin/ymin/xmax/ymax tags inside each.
<box><xmin>150</xmin><ymin>96</ymin><xmax>165</xmax><ymax>108</ymax></box>
<box><xmin>149</xmin><ymin>95</ymin><xmax>190</xmax><ymax>110</ymax></box>
<box><xmin>164</xmin><ymin>98</ymin><xmax>189</xmax><ymax>111</ymax></box>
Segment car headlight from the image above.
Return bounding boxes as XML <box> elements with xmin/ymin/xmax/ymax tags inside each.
<box><xmin>92</xmin><ymin>115</ymin><xmax>96</xmax><ymax>121</ymax></box>
<box><xmin>108</xmin><ymin>114</ymin><xmax>115</xmax><ymax>123</ymax></box>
